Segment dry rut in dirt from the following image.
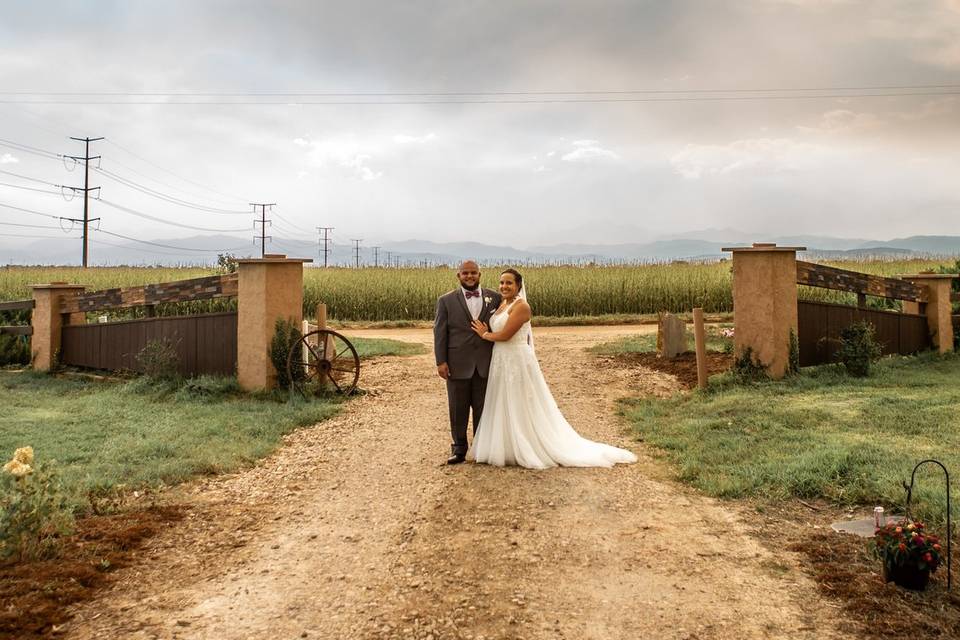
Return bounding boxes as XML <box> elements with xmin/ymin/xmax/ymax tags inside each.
<box><xmin>65</xmin><ymin>325</ymin><xmax>844</xmax><ymax>640</ymax></box>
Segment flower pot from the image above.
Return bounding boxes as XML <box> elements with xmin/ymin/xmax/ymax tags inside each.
<box><xmin>883</xmin><ymin>562</ymin><xmax>931</xmax><ymax>591</ymax></box>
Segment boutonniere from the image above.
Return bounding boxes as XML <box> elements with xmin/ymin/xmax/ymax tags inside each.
<box><xmin>483</xmin><ymin>295</ymin><xmax>493</xmax><ymax>304</ymax></box>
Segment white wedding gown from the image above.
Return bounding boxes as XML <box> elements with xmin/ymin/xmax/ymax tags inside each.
<box><xmin>470</xmin><ymin>305</ymin><xmax>638</xmax><ymax>469</ymax></box>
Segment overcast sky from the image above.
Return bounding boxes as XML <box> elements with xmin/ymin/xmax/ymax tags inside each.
<box><xmin>1</xmin><ymin>0</ymin><xmax>959</xmax><ymax>259</ymax></box>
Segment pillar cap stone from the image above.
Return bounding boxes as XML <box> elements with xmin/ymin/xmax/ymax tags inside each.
<box><xmin>722</xmin><ymin>243</ymin><xmax>807</xmax><ymax>252</ymax></box>
<box><xmin>236</xmin><ymin>255</ymin><xmax>313</xmax><ymax>264</ymax></box>
<box><xmin>30</xmin><ymin>283</ymin><xmax>86</xmax><ymax>290</ymax></box>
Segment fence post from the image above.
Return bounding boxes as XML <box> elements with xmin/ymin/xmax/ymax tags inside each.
<box><xmin>693</xmin><ymin>307</ymin><xmax>708</xmax><ymax>389</ymax></box>
<box><xmin>29</xmin><ymin>283</ymin><xmax>86</xmax><ymax>372</ymax></box>
<box><xmin>900</xmin><ymin>274</ymin><xmax>957</xmax><ymax>354</ymax></box>
<box><xmin>236</xmin><ymin>255</ymin><xmax>312</xmax><ymax>391</ymax></box>
<box><xmin>722</xmin><ymin>243</ymin><xmax>805</xmax><ymax>379</ymax></box>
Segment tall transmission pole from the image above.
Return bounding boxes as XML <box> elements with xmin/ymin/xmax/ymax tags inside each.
<box><xmin>316</xmin><ymin>226</ymin><xmax>334</xmax><ymax>267</ymax></box>
<box><xmin>351</xmin><ymin>239</ymin><xmax>362</xmax><ymax>268</ymax></box>
<box><xmin>251</xmin><ymin>203</ymin><xmax>275</xmax><ymax>258</ymax></box>
<box><xmin>385</xmin><ymin>250</ymin><xmax>392</xmax><ymax>267</ymax></box>
<box><xmin>63</xmin><ymin>136</ymin><xmax>103</xmax><ymax>267</ymax></box>
<box><xmin>371</xmin><ymin>246</ymin><xmax>381</xmax><ymax>268</ymax></box>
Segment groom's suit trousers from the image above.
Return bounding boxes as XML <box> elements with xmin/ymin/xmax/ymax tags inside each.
<box><xmin>447</xmin><ymin>371</ymin><xmax>488</xmax><ymax>456</ymax></box>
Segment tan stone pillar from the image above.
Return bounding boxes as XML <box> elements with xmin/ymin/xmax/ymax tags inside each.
<box><xmin>30</xmin><ymin>283</ymin><xmax>86</xmax><ymax>372</ymax></box>
<box><xmin>722</xmin><ymin>243</ymin><xmax>805</xmax><ymax>379</ymax></box>
<box><xmin>236</xmin><ymin>255</ymin><xmax>312</xmax><ymax>391</ymax></box>
<box><xmin>900</xmin><ymin>274</ymin><xmax>957</xmax><ymax>354</ymax></box>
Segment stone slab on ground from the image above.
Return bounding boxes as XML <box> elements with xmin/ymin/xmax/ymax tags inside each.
<box><xmin>657</xmin><ymin>312</ymin><xmax>688</xmax><ymax>359</ymax></box>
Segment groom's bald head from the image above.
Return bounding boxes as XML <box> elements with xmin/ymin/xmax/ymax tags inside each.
<box><xmin>457</xmin><ymin>260</ymin><xmax>481</xmax><ymax>290</ymax></box>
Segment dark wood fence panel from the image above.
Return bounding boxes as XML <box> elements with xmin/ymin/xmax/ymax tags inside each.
<box><xmin>0</xmin><ymin>299</ymin><xmax>34</xmax><ymax>312</ymax></box>
<box><xmin>797</xmin><ymin>301</ymin><xmax>930</xmax><ymax>367</ymax></box>
<box><xmin>796</xmin><ymin>261</ymin><xmax>928</xmax><ymax>302</ymax></box>
<box><xmin>61</xmin><ymin>273</ymin><xmax>238</xmax><ymax>314</ymax></box>
<box><xmin>61</xmin><ymin>312</ymin><xmax>237</xmax><ymax>376</ymax></box>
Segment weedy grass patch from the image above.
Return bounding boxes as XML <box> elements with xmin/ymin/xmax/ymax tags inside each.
<box><xmin>0</xmin><ymin>371</ymin><xmax>340</xmax><ymax>507</ymax></box>
<box><xmin>622</xmin><ymin>352</ymin><xmax>960</xmax><ymax>526</ymax></box>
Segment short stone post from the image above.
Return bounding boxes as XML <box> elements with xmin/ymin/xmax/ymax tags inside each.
<box><xmin>236</xmin><ymin>255</ymin><xmax>312</xmax><ymax>391</ymax></box>
<box><xmin>900</xmin><ymin>274</ymin><xmax>957</xmax><ymax>354</ymax></box>
<box><xmin>29</xmin><ymin>283</ymin><xmax>86</xmax><ymax>372</ymax></box>
<box><xmin>656</xmin><ymin>312</ymin><xmax>688</xmax><ymax>358</ymax></box>
<box><xmin>722</xmin><ymin>243</ymin><xmax>805</xmax><ymax>379</ymax></box>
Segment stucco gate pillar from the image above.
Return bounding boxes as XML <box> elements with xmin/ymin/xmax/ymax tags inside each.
<box><xmin>30</xmin><ymin>283</ymin><xmax>86</xmax><ymax>372</ymax></box>
<box><xmin>236</xmin><ymin>254</ymin><xmax>312</xmax><ymax>391</ymax></box>
<box><xmin>900</xmin><ymin>273</ymin><xmax>956</xmax><ymax>354</ymax></box>
<box><xmin>722</xmin><ymin>243</ymin><xmax>805</xmax><ymax>379</ymax></box>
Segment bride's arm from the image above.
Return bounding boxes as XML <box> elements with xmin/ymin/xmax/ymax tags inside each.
<box><xmin>471</xmin><ymin>301</ymin><xmax>531</xmax><ymax>342</ymax></box>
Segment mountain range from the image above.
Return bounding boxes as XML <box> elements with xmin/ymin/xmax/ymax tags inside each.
<box><xmin>3</xmin><ymin>232</ymin><xmax>960</xmax><ymax>267</ymax></box>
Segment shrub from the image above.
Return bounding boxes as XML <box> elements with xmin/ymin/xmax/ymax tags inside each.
<box><xmin>0</xmin><ymin>333</ymin><xmax>30</xmax><ymax>366</ymax></box>
<box><xmin>0</xmin><ymin>447</ymin><xmax>74</xmax><ymax>561</ymax></box>
<box><xmin>136</xmin><ymin>339</ymin><xmax>180</xmax><ymax>379</ymax></box>
<box><xmin>836</xmin><ymin>321</ymin><xmax>883</xmax><ymax>377</ymax></box>
<box><xmin>269</xmin><ymin>318</ymin><xmax>305</xmax><ymax>390</ymax></box>
<box><xmin>174</xmin><ymin>375</ymin><xmax>241</xmax><ymax>402</ymax></box>
<box><xmin>732</xmin><ymin>346</ymin><xmax>767</xmax><ymax>382</ymax></box>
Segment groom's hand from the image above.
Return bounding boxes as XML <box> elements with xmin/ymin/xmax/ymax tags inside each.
<box><xmin>437</xmin><ymin>363</ymin><xmax>450</xmax><ymax>379</ymax></box>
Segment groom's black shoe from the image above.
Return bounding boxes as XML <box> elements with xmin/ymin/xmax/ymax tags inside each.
<box><xmin>447</xmin><ymin>453</ymin><xmax>466</xmax><ymax>465</ymax></box>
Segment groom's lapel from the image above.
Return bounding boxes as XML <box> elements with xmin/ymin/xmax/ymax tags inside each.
<box><xmin>454</xmin><ymin>288</ymin><xmax>471</xmax><ymax>321</ymax></box>
<box><xmin>479</xmin><ymin>289</ymin><xmax>495</xmax><ymax>323</ymax></box>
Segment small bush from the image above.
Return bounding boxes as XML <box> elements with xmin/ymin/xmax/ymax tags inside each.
<box><xmin>732</xmin><ymin>346</ymin><xmax>767</xmax><ymax>382</ymax></box>
<box><xmin>269</xmin><ymin>318</ymin><xmax>305</xmax><ymax>390</ymax></box>
<box><xmin>837</xmin><ymin>321</ymin><xmax>883</xmax><ymax>377</ymax></box>
<box><xmin>788</xmin><ymin>329</ymin><xmax>800</xmax><ymax>375</ymax></box>
<box><xmin>174</xmin><ymin>375</ymin><xmax>241</xmax><ymax>402</ymax></box>
<box><xmin>136</xmin><ymin>339</ymin><xmax>180</xmax><ymax>380</ymax></box>
<box><xmin>0</xmin><ymin>447</ymin><xmax>75</xmax><ymax>561</ymax></box>
<box><xmin>0</xmin><ymin>333</ymin><xmax>30</xmax><ymax>366</ymax></box>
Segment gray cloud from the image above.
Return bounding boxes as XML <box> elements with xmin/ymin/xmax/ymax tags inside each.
<box><xmin>1</xmin><ymin>0</ymin><xmax>959</xmax><ymax>259</ymax></box>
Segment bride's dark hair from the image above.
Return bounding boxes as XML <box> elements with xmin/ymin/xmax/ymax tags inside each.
<box><xmin>500</xmin><ymin>268</ymin><xmax>523</xmax><ymax>291</ymax></box>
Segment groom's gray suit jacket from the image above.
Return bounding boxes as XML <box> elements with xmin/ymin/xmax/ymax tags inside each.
<box><xmin>434</xmin><ymin>288</ymin><xmax>501</xmax><ymax>379</ymax></box>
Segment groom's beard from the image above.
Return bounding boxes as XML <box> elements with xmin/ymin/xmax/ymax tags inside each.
<box><xmin>461</xmin><ymin>282</ymin><xmax>480</xmax><ymax>291</ymax></box>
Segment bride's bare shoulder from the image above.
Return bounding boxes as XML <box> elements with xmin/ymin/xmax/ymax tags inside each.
<box><xmin>509</xmin><ymin>299</ymin><xmax>532</xmax><ymax>315</ymax></box>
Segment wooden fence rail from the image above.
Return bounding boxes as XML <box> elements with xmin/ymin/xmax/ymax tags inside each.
<box><xmin>60</xmin><ymin>273</ymin><xmax>238</xmax><ymax>314</ymax></box>
<box><xmin>796</xmin><ymin>260</ymin><xmax>928</xmax><ymax>302</ymax></box>
<box><xmin>0</xmin><ymin>299</ymin><xmax>35</xmax><ymax>312</ymax></box>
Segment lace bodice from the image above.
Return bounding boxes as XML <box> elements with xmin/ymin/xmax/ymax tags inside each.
<box><xmin>490</xmin><ymin>303</ymin><xmax>532</xmax><ymax>347</ymax></box>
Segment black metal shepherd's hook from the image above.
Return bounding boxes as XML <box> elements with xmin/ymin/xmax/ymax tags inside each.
<box><xmin>902</xmin><ymin>459</ymin><xmax>952</xmax><ymax>591</ymax></box>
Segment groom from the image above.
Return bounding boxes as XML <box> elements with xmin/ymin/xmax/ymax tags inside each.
<box><xmin>434</xmin><ymin>260</ymin><xmax>502</xmax><ymax>464</ymax></box>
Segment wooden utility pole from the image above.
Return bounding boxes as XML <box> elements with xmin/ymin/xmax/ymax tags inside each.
<box><xmin>64</xmin><ymin>136</ymin><xmax>103</xmax><ymax>267</ymax></box>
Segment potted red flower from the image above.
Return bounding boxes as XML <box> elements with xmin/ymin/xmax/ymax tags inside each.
<box><xmin>874</xmin><ymin>520</ymin><xmax>943</xmax><ymax>590</ymax></box>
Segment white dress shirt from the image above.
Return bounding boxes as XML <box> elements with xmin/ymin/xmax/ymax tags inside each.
<box><xmin>461</xmin><ymin>286</ymin><xmax>483</xmax><ymax>320</ymax></box>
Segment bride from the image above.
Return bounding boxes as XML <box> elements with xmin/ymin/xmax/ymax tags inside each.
<box><xmin>468</xmin><ymin>269</ymin><xmax>637</xmax><ymax>469</ymax></box>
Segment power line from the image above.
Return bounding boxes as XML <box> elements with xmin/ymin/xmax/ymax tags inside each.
<box><xmin>104</xmin><ymin>138</ymin><xmax>250</xmax><ymax>204</ymax></box>
<box><xmin>0</xmin><ymin>137</ymin><xmax>62</xmax><ymax>160</ymax></box>
<box><xmin>4</xmin><ymin>83</ymin><xmax>959</xmax><ymax>96</ymax></box>
<box><xmin>0</xmin><ymin>180</ymin><xmax>70</xmax><ymax>197</ymax></box>
<box><xmin>0</xmin><ymin>231</ymin><xmax>82</xmax><ymax>240</ymax></box>
<box><xmin>93</xmin><ymin>165</ymin><xmax>251</xmax><ymax>214</ymax></box>
<box><xmin>93</xmin><ymin>228</ymin><xmax>250</xmax><ymax>253</ymax></box>
<box><xmin>98</xmin><ymin>155</ymin><xmax>241</xmax><ymax>207</ymax></box>
<box><xmin>2</xmin><ymin>90</ymin><xmax>959</xmax><ymax>105</ymax></box>
<box><xmin>0</xmin><ymin>167</ymin><xmax>60</xmax><ymax>187</ymax></box>
<box><xmin>0</xmin><ymin>220</ymin><xmax>74</xmax><ymax>231</ymax></box>
<box><xmin>97</xmin><ymin>198</ymin><xmax>251</xmax><ymax>232</ymax></box>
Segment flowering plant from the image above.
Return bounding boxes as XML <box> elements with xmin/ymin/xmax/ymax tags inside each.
<box><xmin>874</xmin><ymin>519</ymin><xmax>942</xmax><ymax>574</ymax></box>
<box><xmin>0</xmin><ymin>446</ymin><xmax>74</xmax><ymax>560</ymax></box>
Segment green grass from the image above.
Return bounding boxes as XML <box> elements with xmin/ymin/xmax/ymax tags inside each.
<box><xmin>349</xmin><ymin>337</ymin><xmax>428</xmax><ymax>357</ymax></box>
<box><xmin>0</xmin><ymin>371</ymin><xmax>340</xmax><ymax>508</ymax></box>
<box><xmin>589</xmin><ymin>324</ymin><xmax>734</xmax><ymax>355</ymax></box>
<box><xmin>621</xmin><ymin>353</ymin><xmax>960</xmax><ymax>525</ymax></box>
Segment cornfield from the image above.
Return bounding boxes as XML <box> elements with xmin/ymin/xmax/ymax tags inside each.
<box><xmin>0</xmin><ymin>258</ymin><xmax>955</xmax><ymax>322</ymax></box>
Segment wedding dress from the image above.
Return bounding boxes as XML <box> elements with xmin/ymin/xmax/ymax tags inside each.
<box><xmin>470</xmin><ymin>302</ymin><xmax>638</xmax><ymax>469</ymax></box>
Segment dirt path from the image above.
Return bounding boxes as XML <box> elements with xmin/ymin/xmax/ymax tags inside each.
<box><xmin>65</xmin><ymin>326</ymin><xmax>843</xmax><ymax>640</ymax></box>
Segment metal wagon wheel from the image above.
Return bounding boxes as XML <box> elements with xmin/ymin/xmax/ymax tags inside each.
<box><xmin>286</xmin><ymin>329</ymin><xmax>361</xmax><ymax>396</ymax></box>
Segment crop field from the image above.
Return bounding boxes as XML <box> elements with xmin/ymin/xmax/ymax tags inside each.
<box><xmin>0</xmin><ymin>258</ymin><xmax>956</xmax><ymax>322</ymax></box>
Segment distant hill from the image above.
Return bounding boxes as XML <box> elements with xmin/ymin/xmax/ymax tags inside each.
<box><xmin>3</xmin><ymin>233</ymin><xmax>959</xmax><ymax>266</ymax></box>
